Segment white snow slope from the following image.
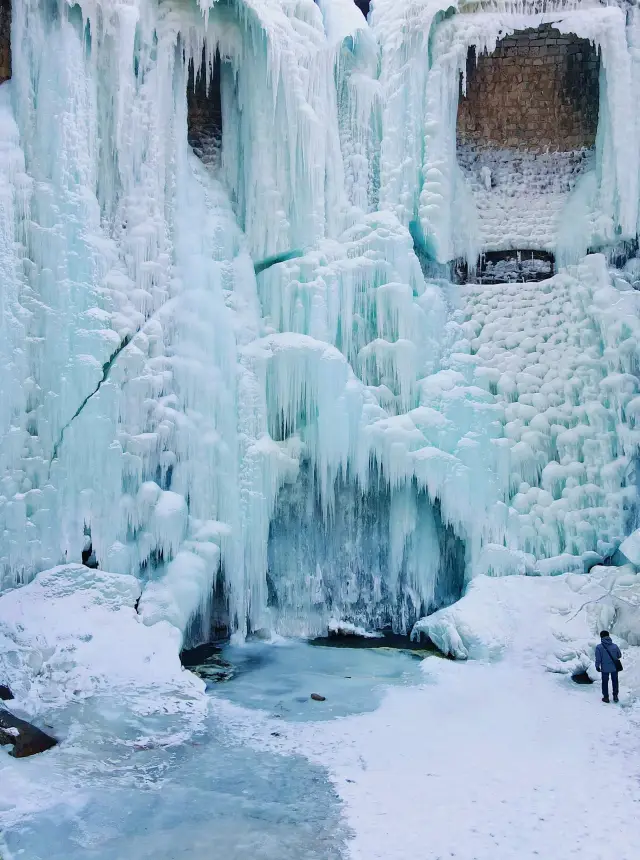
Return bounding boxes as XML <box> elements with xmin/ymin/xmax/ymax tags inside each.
<box><xmin>0</xmin><ymin>564</ymin><xmax>207</xmax><ymax>729</ymax></box>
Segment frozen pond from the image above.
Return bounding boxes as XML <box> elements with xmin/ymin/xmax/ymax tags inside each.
<box><xmin>208</xmin><ymin>639</ymin><xmax>426</xmax><ymax>721</ymax></box>
<box><xmin>1</xmin><ymin>641</ymin><xmax>425</xmax><ymax>860</ymax></box>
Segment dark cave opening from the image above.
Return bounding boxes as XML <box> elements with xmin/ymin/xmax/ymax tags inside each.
<box><xmin>187</xmin><ymin>47</ymin><xmax>222</xmax><ymax>166</ymax></box>
<box><xmin>0</xmin><ymin>0</ymin><xmax>10</xmax><ymax>83</ymax></box>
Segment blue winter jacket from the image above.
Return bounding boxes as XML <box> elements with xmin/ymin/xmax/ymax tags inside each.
<box><xmin>595</xmin><ymin>637</ymin><xmax>621</xmax><ymax>673</ymax></box>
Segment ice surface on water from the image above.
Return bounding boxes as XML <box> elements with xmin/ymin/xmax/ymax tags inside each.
<box><xmin>0</xmin><ymin>569</ymin><xmax>418</xmax><ymax>858</ymax></box>
<box><xmin>215</xmin><ymin>639</ymin><xmax>425</xmax><ymax>720</ymax></box>
<box><xmin>0</xmin><ymin>637</ymin><xmax>428</xmax><ymax>859</ymax></box>
<box><xmin>1</xmin><ymin>709</ymin><xmax>347</xmax><ymax>860</ymax></box>
<box><xmin>1</xmin><ymin>0</ymin><xmax>640</xmax><ymax>643</ymax></box>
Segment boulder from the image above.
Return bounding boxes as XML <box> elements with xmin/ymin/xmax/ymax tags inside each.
<box><xmin>0</xmin><ymin>707</ymin><xmax>58</xmax><ymax>758</ymax></box>
<box><xmin>310</xmin><ymin>693</ymin><xmax>326</xmax><ymax>702</ymax></box>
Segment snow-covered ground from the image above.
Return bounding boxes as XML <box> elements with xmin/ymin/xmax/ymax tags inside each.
<box><xmin>2</xmin><ymin>567</ymin><xmax>640</xmax><ymax>859</ymax></box>
<box><xmin>289</xmin><ymin>658</ymin><xmax>640</xmax><ymax>860</ymax></box>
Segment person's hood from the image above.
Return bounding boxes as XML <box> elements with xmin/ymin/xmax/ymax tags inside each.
<box><xmin>600</xmin><ymin>636</ymin><xmax>614</xmax><ymax>646</ymax></box>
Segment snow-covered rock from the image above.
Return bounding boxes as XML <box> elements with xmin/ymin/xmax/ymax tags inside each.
<box><xmin>327</xmin><ymin>619</ymin><xmax>382</xmax><ymax>639</ymax></box>
<box><xmin>412</xmin><ymin>572</ymin><xmax>640</xmax><ymax>681</ymax></box>
<box><xmin>0</xmin><ymin>565</ymin><xmax>206</xmax><ymax>722</ymax></box>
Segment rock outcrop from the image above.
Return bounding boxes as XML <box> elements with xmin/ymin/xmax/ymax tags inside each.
<box><xmin>0</xmin><ymin>707</ymin><xmax>58</xmax><ymax>758</ymax></box>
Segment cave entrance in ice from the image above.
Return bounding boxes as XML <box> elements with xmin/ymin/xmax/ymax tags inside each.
<box><xmin>455</xmin><ymin>249</ymin><xmax>555</xmax><ymax>285</ymax></box>
<box><xmin>266</xmin><ymin>465</ymin><xmax>466</xmax><ymax>637</ymax></box>
<box><xmin>456</xmin><ymin>24</ymin><xmax>600</xmax><ymax>281</ymax></box>
<box><xmin>0</xmin><ymin>0</ymin><xmax>10</xmax><ymax>83</ymax></box>
<box><xmin>187</xmin><ymin>49</ymin><xmax>222</xmax><ymax>167</ymax></box>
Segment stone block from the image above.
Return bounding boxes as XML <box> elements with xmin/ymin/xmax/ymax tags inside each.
<box><xmin>456</xmin><ymin>25</ymin><xmax>599</xmax><ymax>154</ymax></box>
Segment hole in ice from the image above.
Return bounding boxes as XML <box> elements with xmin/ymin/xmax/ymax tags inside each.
<box><xmin>353</xmin><ymin>0</ymin><xmax>370</xmax><ymax>20</ymax></box>
<box><xmin>571</xmin><ymin>671</ymin><xmax>594</xmax><ymax>685</ymax></box>
<box><xmin>81</xmin><ymin>543</ymin><xmax>99</xmax><ymax>569</ymax></box>
<box><xmin>267</xmin><ymin>464</ymin><xmax>465</xmax><ymax>636</ymax></box>
<box><xmin>456</xmin><ymin>25</ymin><xmax>600</xmax><ymax>272</ymax></box>
<box><xmin>0</xmin><ymin>0</ymin><xmax>10</xmax><ymax>83</ymax></box>
<box><xmin>457</xmin><ymin>250</ymin><xmax>555</xmax><ymax>285</ymax></box>
<box><xmin>187</xmin><ymin>48</ymin><xmax>222</xmax><ymax>167</ymax></box>
<box><xmin>310</xmin><ymin>627</ymin><xmax>438</xmax><ymax>653</ymax></box>
<box><xmin>180</xmin><ymin>641</ymin><xmax>236</xmax><ymax>683</ymax></box>
<box><xmin>181</xmin><ymin>570</ymin><xmax>230</xmax><ymax>649</ymax></box>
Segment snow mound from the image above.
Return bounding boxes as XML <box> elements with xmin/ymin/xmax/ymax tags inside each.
<box><xmin>0</xmin><ymin>565</ymin><xmax>206</xmax><ymax>721</ymax></box>
<box><xmin>412</xmin><ymin>572</ymin><xmax>639</xmax><ymax>680</ymax></box>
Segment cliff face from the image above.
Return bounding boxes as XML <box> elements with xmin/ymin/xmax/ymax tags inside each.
<box><xmin>0</xmin><ymin>0</ymin><xmax>9</xmax><ymax>84</ymax></box>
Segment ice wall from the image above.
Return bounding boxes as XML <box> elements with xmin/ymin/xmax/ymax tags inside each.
<box><xmin>0</xmin><ymin>0</ymin><xmax>639</xmax><ymax>644</ymax></box>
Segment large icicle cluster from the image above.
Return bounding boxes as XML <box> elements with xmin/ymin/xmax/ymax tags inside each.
<box><xmin>0</xmin><ymin>0</ymin><xmax>639</xmax><ymax>642</ymax></box>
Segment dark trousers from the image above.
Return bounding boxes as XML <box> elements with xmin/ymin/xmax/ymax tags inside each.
<box><xmin>602</xmin><ymin>672</ymin><xmax>619</xmax><ymax>699</ymax></box>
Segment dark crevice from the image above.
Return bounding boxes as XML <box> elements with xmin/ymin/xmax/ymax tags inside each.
<box><xmin>187</xmin><ymin>48</ymin><xmax>222</xmax><ymax>165</ymax></box>
<box><xmin>50</xmin><ymin>333</ymin><xmax>133</xmax><ymax>468</ymax></box>
<box><xmin>354</xmin><ymin>0</ymin><xmax>370</xmax><ymax>20</ymax></box>
<box><xmin>254</xmin><ymin>250</ymin><xmax>304</xmax><ymax>275</ymax></box>
<box><xmin>82</xmin><ymin>543</ymin><xmax>99</xmax><ymax>568</ymax></box>
<box><xmin>456</xmin><ymin>250</ymin><xmax>556</xmax><ymax>284</ymax></box>
<box><xmin>0</xmin><ymin>0</ymin><xmax>10</xmax><ymax>84</ymax></box>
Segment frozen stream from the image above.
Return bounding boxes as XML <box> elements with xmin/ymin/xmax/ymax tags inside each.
<box><xmin>0</xmin><ymin>642</ymin><xmax>423</xmax><ymax>860</ymax></box>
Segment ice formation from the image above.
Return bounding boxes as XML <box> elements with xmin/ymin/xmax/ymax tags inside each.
<box><xmin>0</xmin><ymin>0</ymin><xmax>639</xmax><ymax>644</ymax></box>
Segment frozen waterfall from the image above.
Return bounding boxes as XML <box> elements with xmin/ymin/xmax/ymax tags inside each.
<box><xmin>1</xmin><ymin>0</ymin><xmax>639</xmax><ymax>646</ymax></box>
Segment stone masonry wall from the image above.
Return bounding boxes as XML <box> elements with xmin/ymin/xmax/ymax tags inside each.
<box><xmin>457</xmin><ymin>25</ymin><xmax>600</xmax><ymax>152</ymax></box>
<box><xmin>0</xmin><ymin>0</ymin><xmax>10</xmax><ymax>84</ymax></box>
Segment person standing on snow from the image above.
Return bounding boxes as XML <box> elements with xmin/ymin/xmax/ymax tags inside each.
<box><xmin>595</xmin><ymin>631</ymin><xmax>622</xmax><ymax>703</ymax></box>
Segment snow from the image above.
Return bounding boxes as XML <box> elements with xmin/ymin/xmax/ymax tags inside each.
<box><xmin>211</xmin><ymin>572</ymin><xmax>640</xmax><ymax>860</ymax></box>
<box><xmin>458</xmin><ymin>147</ymin><xmax>595</xmax><ymax>254</ymax></box>
<box><xmin>1</xmin><ymin>564</ymin><xmax>640</xmax><ymax>859</ymax></box>
<box><xmin>619</xmin><ymin>527</ymin><xmax>640</xmax><ymax>567</ymax></box>
<box><xmin>0</xmin><ymin>565</ymin><xmax>206</xmax><ymax>722</ymax></box>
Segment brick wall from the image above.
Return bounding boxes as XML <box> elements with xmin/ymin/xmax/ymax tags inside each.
<box><xmin>0</xmin><ymin>0</ymin><xmax>10</xmax><ymax>84</ymax></box>
<box><xmin>457</xmin><ymin>26</ymin><xmax>600</xmax><ymax>152</ymax></box>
